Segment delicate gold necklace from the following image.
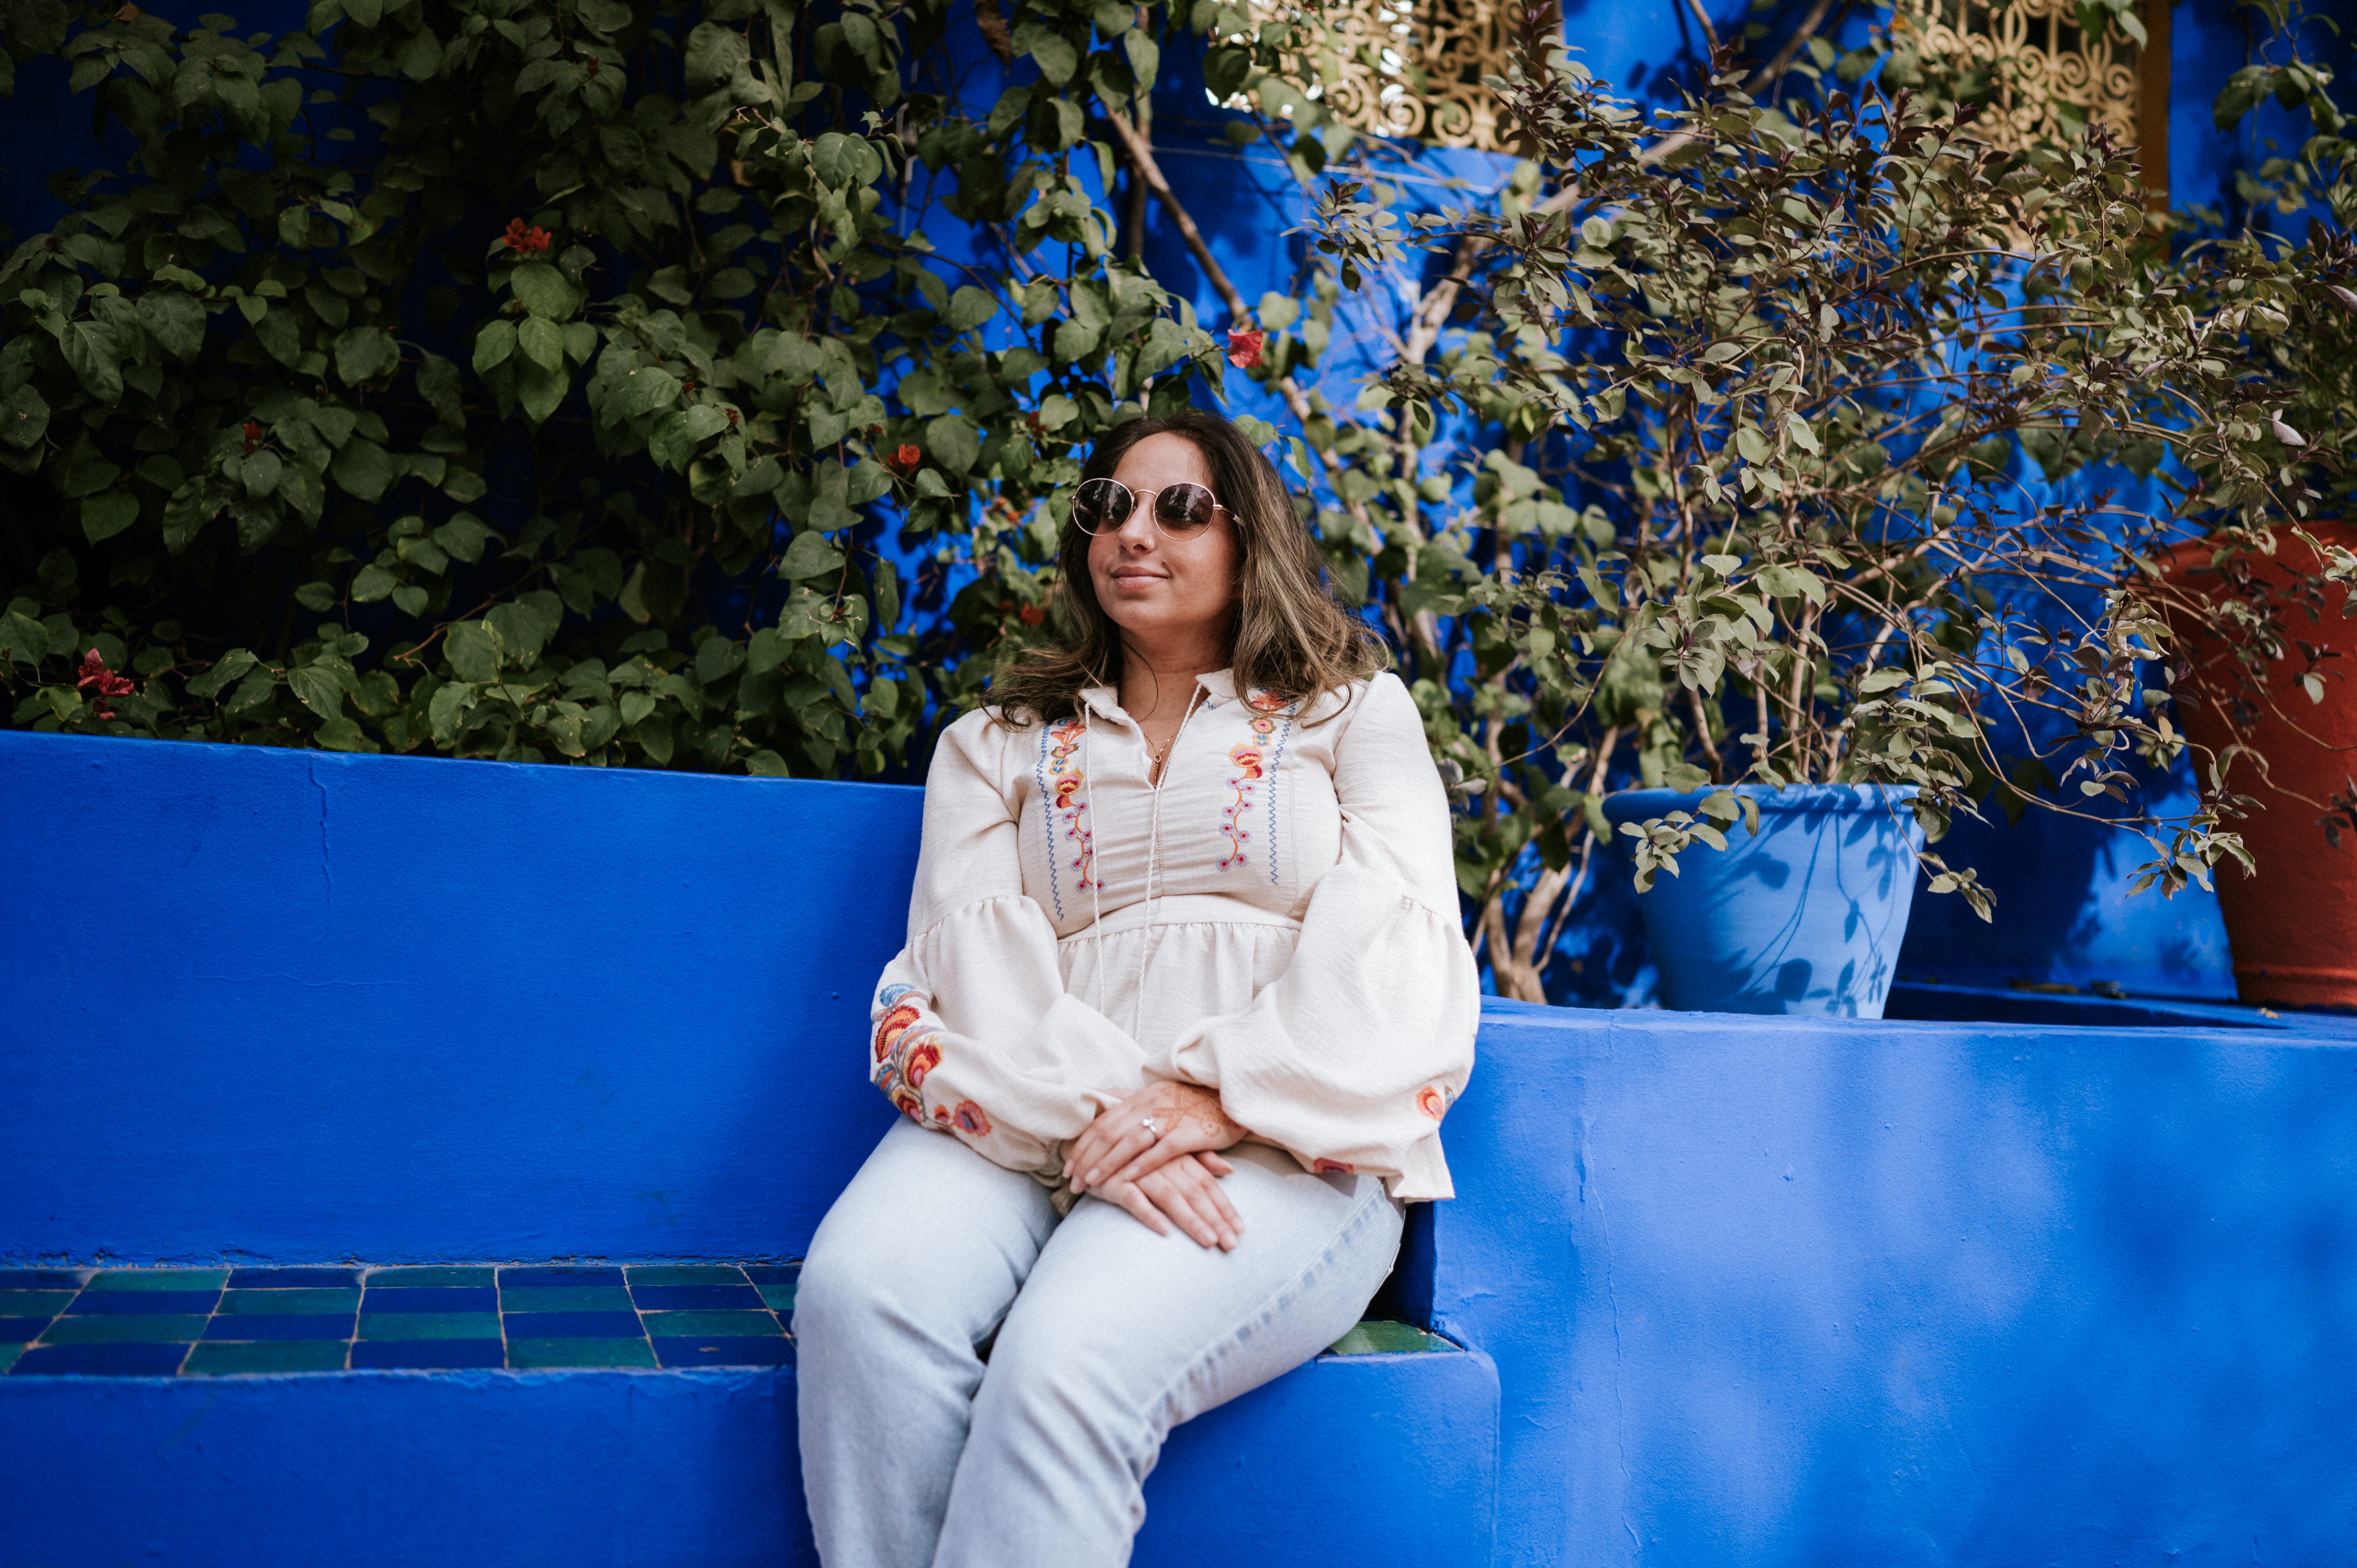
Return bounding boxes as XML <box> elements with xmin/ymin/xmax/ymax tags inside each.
<box><xmin>1145</xmin><ymin>689</ymin><xmax>1203</xmax><ymax>783</ymax></box>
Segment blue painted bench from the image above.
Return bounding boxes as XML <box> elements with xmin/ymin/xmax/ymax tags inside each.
<box><xmin>5</xmin><ymin>728</ymin><xmax>2355</xmax><ymax>1567</ymax></box>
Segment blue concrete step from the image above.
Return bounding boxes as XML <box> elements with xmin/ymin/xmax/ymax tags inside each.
<box><xmin>0</xmin><ymin>1261</ymin><xmax>1496</xmax><ymax>1568</ymax></box>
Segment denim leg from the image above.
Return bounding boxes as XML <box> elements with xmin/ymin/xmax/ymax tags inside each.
<box><xmin>932</xmin><ymin>1143</ymin><xmax>1405</xmax><ymax>1568</ymax></box>
<box><xmin>795</xmin><ymin>1119</ymin><xmax>1062</xmax><ymax>1568</ymax></box>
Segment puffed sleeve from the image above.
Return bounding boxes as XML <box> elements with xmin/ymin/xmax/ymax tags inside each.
<box><xmin>1156</xmin><ymin>673</ymin><xmax>1479</xmax><ymax>1200</ymax></box>
<box><xmin>868</xmin><ymin>707</ymin><xmax>1148</xmax><ymax>1186</ymax></box>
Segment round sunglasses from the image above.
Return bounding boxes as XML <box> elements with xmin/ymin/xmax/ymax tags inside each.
<box><xmin>1068</xmin><ymin>477</ymin><xmax>1229</xmax><ymax>540</ymax></box>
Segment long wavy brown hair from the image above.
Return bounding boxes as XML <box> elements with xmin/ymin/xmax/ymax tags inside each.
<box><xmin>988</xmin><ymin>410</ymin><xmax>1387</xmax><ymax>725</ymax></box>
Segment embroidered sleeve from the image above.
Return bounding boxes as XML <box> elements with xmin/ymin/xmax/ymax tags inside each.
<box><xmin>865</xmin><ymin>710</ymin><xmax>1146</xmax><ymax>1183</ymax></box>
<box><xmin>1155</xmin><ymin>675</ymin><xmax>1479</xmax><ymax>1201</ymax></box>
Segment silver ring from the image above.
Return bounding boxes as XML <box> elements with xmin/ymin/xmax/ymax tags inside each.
<box><xmin>1141</xmin><ymin>1116</ymin><xmax>1158</xmax><ymax>1134</ymax></box>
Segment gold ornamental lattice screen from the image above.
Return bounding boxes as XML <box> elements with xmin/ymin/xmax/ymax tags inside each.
<box><xmin>1889</xmin><ymin>0</ymin><xmax>2143</xmax><ymax>154</ymax></box>
<box><xmin>1256</xmin><ymin>0</ymin><xmax>2161</xmax><ymax>173</ymax></box>
<box><xmin>1254</xmin><ymin>0</ymin><xmax>1519</xmax><ymax>152</ymax></box>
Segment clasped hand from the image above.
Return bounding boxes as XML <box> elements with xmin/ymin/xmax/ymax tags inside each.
<box><xmin>1063</xmin><ymin>1082</ymin><xmax>1247</xmax><ymax>1251</ymax></box>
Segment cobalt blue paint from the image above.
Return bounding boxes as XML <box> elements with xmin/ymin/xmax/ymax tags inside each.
<box><xmin>9</xmin><ymin>728</ymin><xmax>2357</xmax><ymax>1566</ymax></box>
<box><xmin>1601</xmin><ymin>785</ymin><xmax>1925</xmax><ymax>1016</ymax></box>
<box><xmin>1436</xmin><ymin>999</ymin><xmax>2357</xmax><ymax>1567</ymax></box>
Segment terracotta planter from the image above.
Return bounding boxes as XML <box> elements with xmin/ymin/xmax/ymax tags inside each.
<box><xmin>2157</xmin><ymin>524</ymin><xmax>2357</xmax><ymax>1009</ymax></box>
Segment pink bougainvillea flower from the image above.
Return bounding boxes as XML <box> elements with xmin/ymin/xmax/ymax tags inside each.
<box><xmin>76</xmin><ymin>649</ymin><xmax>135</xmax><ymax>719</ymax></box>
<box><xmin>502</xmin><ymin>217</ymin><xmax>553</xmax><ymax>255</ymax></box>
<box><xmin>1225</xmin><ymin>326</ymin><xmax>1265</xmax><ymax>370</ymax></box>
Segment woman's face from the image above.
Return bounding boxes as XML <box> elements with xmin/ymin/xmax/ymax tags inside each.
<box><xmin>1085</xmin><ymin>432</ymin><xmax>1241</xmax><ymax>657</ymax></box>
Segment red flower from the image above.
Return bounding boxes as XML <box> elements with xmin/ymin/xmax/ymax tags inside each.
<box><xmin>1018</xmin><ymin>604</ymin><xmax>1044</xmax><ymax>626</ymax></box>
<box><xmin>725</xmin><ymin>406</ymin><xmax>740</xmax><ymax>429</ymax></box>
<box><xmin>76</xmin><ymin>649</ymin><xmax>135</xmax><ymax>719</ymax></box>
<box><xmin>887</xmin><ymin>443</ymin><xmax>922</xmax><ymax>477</ymax></box>
<box><xmin>1225</xmin><ymin>326</ymin><xmax>1265</xmax><ymax>371</ymax></box>
<box><xmin>502</xmin><ymin>218</ymin><xmax>553</xmax><ymax>255</ymax></box>
<box><xmin>241</xmin><ymin>420</ymin><xmax>265</xmax><ymax>455</ymax></box>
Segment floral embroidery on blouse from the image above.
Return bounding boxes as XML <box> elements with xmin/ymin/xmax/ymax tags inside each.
<box><xmin>1035</xmin><ymin>717</ymin><xmax>1095</xmax><ymax>918</ymax></box>
<box><xmin>872</xmin><ymin>982</ymin><xmax>940</xmax><ymax>1123</ymax></box>
<box><xmin>1313</xmin><ymin>1158</ymin><xmax>1356</xmax><ymax>1174</ymax></box>
<box><xmin>951</xmin><ymin>1100</ymin><xmax>993</xmax><ymax>1137</ymax></box>
<box><xmin>1219</xmin><ymin>691</ymin><xmax>1297</xmax><ymax>873</ymax></box>
<box><xmin>1417</xmin><ymin>1084</ymin><xmax>1451</xmax><ymax>1121</ymax></box>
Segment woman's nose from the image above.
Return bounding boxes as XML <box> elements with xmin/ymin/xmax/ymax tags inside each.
<box><xmin>1115</xmin><ymin>505</ymin><xmax>1158</xmax><ymax>547</ymax></box>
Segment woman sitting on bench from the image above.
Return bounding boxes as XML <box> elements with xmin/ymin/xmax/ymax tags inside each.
<box><xmin>794</xmin><ymin>408</ymin><xmax>1479</xmax><ymax>1567</ymax></box>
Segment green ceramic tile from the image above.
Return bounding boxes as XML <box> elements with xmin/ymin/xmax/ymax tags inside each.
<box><xmin>183</xmin><ymin>1341</ymin><xmax>350</xmax><ymax>1376</ymax></box>
<box><xmin>82</xmin><ymin>1269</ymin><xmax>228</xmax><ymax>1291</ymax></box>
<box><xmin>0</xmin><ymin>1344</ymin><xmax>21</xmax><ymax>1373</ymax></box>
<box><xmin>624</xmin><ymin>1265</ymin><xmax>747</xmax><ymax>1286</ymax></box>
<box><xmin>639</xmin><ymin>1310</ymin><xmax>781</xmax><ymax>1338</ymax></box>
<box><xmin>364</xmin><ymin>1266</ymin><xmax>496</xmax><ymax>1287</ymax></box>
<box><xmin>507</xmin><ymin>1337</ymin><xmax>659</xmax><ymax>1369</ymax></box>
<box><xmin>217</xmin><ymin>1288</ymin><xmax>362</xmax><ymax>1315</ymax></box>
<box><xmin>0</xmin><ymin>1290</ymin><xmax>76</xmax><ymax>1314</ymax></box>
<box><xmin>496</xmin><ymin>1285</ymin><xmax>632</xmax><ymax>1313</ymax></box>
<box><xmin>38</xmin><ymin>1314</ymin><xmax>209</xmax><ymax>1344</ymax></box>
<box><xmin>1325</xmin><ymin>1321</ymin><xmax>1452</xmax><ymax>1356</ymax></box>
<box><xmin>753</xmin><ymin>1283</ymin><xmax>796</xmax><ymax>1312</ymax></box>
<box><xmin>357</xmin><ymin>1312</ymin><xmax>500</xmax><ymax>1341</ymax></box>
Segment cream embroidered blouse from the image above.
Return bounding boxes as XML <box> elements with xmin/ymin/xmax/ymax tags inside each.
<box><xmin>865</xmin><ymin>669</ymin><xmax>1479</xmax><ymax>1202</ymax></box>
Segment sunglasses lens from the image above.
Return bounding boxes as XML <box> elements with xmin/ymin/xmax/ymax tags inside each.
<box><xmin>1155</xmin><ymin>484</ymin><xmax>1218</xmax><ymax>538</ymax></box>
<box><xmin>1072</xmin><ymin>479</ymin><xmax>1131</xmax><ymax>535</ymax></box>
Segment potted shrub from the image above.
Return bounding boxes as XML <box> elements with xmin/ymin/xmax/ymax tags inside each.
<box><xmin>2111</xmin><ymin>23</ymin><xmax>2357</xmax><ymax>1009</ymax></box>
<box><xmin>1302</xmin><ymin>15</ymin><xmax>2270</xmax><ymax>1012</ymax></box>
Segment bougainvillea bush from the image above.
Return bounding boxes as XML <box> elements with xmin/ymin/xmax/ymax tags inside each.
<box><xmin>0</xmin><ymin>0</ymin><xmax>1292</xmax><ymax>776</ymax></box>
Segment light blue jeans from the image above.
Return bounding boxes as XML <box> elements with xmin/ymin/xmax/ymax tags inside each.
<box><xmin>793</xmin><ymin>1118</ymin><xmax>1405</xmax><ymax>1568</ymax></box>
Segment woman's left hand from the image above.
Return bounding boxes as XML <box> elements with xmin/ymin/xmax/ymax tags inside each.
<box><xmin>1065</xmin><ymin>1081</ymin><xmax>1246</xmax><ymax>1195</ymax></box>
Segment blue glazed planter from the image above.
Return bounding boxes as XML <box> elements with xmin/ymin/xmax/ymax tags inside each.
<box><xmin>1601</xmin><ymin>784</ymin><xmax>1926</xmax><ymax>1017</ymax></box>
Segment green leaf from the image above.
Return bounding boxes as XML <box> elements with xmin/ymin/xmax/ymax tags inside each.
<box><xmin>518</xmin><ymin>315</ymin><xmax>566</xmax><ymax>371</ymax></box>
<box><xmin>517</xmin><ymin>357</ymin><xmax>570</xmax><ymax>425</ymax></box>
<box><xmin>352</xmin><ymin>563</ymin><xmax>399</xmax><ymax>601</ymax></box>
<box><xmin>509</xmin><ymin>262</ymin><xmax>578</xmax><ymax>320</ymax></box>
<box><xmin>335</xmin><ymin>325</ymin><xmax>399</xmax><ymax>385</ymax></box>
<box><xmin>615</xmin><ymin>365</ymin><xmax>683</xmax><ymax>418</ymax></box>
<box><xmin>2</xmin><ymin>383</ymin><xmax>49</xmax><ymax>450</ymax></box>
<box><xmin>925</xmin><ymin>413</ymin><xmax>979</xmax><ymax>475</ymax></box>
<box><xmin>809</xmin><ymin>131</ymin><xmax>869</xmax><ymax>188</ymax></box>
<box><xmin>434</xmin><ymin>513</ymin><xmax>495</xmax><ymax>563</ymax></box>
<box><xmin>1029</xmin><ymin>33</ymin><xmax>1077</xmax><ymax>85</ymax></box>
<box><xmin>780</xmin><ymin>529</ymin><xmax>845</xmax><ymax>580</ymax></box>
<box><xmin>418</xmin><ymin>353</ymin><xmax>463</xmax><ymax>427</ymax></box>
<box><xmin>474</xmin><ymin>318</ymin><xmax>517</xmax><ymax>374</ymax></box>
<box><xmin>685</xmin><ymin>19</ymin><xmax>749</xmax><ymax>90</ymax></box>
<box><xmin>947</xmin><ymin>285</ymin><xmax>997</xmax><ymax>331</ymax></box>
<box><xmin>137</xmin><ymin>291</ymin><xmax>207</xmax><ymax>360</ymax></box>
<box><xmin>288</xmin><ymin>664</ymin><xmax>345</xmax><ymax>721</ymax></box>
<box><xmin>331</xmin><ymin>438</ymin><xmax>396</xmax><ymax>501</ymax></box>
<box><xmin>59</xmin><ymin>322</ymin><xmax>123</xmax><ymax>403</ymax></box>
<box><xmin>81</xmin><ymin>490</ymin><xmax>140</xmax><ymax>544</ymax></box>
<box><xmin>446</xmin><ymin>620</ymin><xmax>501</xmax><ymax>682</ymax></box>
<box><xmin>649</xmin><ymin>404</ymin><xmax>730</xmax><ymax>468</ymax></box>
<box><xmin>1124</xmin><ymin>30</ymin><xmax>1159</xmax><ymax>90</ymax></box>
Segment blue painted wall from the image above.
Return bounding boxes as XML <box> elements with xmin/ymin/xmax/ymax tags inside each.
<box><xmin>0</xmin><ymin>729</ymin><xmax>917</xmax><ymax>1263</ymax></box>
<box><xmin>0</xmin><ymin>1353</ymin><xmax>1500</xmax><ymax>1568</ymax></box>
<box><xmin>8</xmin><ymin>729</ymin><xmax>2357</xmax><ymax>1566</ymax></box>
<box><xmin>1441</xmin><ymin>998</ymin><xmax>2357</xmax><ymax>1566</ymax></box>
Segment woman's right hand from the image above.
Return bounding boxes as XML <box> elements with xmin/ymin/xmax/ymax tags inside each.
<box><xmin>1091</xmin><ymin>1150</ymin><xmax>1243</xmax><ymax>1251</ymax></box>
